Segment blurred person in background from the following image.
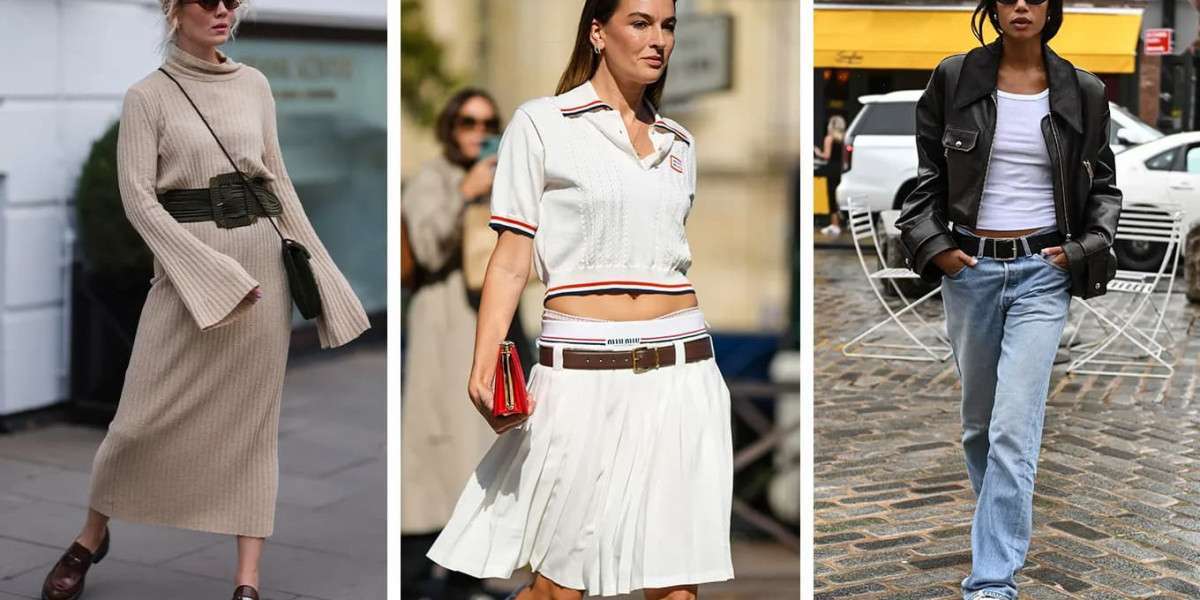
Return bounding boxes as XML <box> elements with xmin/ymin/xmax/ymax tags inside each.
<box><xmin>814</xmin><ymin>114</ymin><xmax>846</xmax><ymax>237</ymax></box>
<box><xmin>40</xmin><ymin>2</ymin><xmax>370</xmax><ymax>600</ymax></box>
<box><xmin>896</xmin><ymin>0</ymin><xmax>1120</xmax><ymax>598</ymax></box>
<box><xmin>400</xmin><ymin>88</ymin><xmax>529</xmax><ymax>600</ymax></box>
<box><xmin>426</xmin><ymin>1</ymin><xmax>735</xmax><ymax>599</ymax></box>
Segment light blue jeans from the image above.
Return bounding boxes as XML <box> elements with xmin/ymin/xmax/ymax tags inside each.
<box><xmin>940</xmin><ymin>234</ymin><xmax>1071</xmax><ymax>600</ymax></box>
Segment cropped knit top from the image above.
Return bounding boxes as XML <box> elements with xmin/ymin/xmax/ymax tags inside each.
<box><xmin>488</xmin><ymin>81</ymin><xmax>698</xmax><ymax>302</ymax></box>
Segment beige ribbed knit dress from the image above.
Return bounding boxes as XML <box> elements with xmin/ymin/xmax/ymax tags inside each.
<box><xmin>87</xmin><ymin>46</ymin><xmax>370</xmax><ymax>538</ymax></box>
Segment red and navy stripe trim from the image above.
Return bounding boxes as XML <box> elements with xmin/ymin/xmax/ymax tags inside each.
<box><xmin>653</xmin><ymin>121</ymin><xmax>691</xmax><ymax>145</ymax></box>
<box><xmin>488</xmin><ymin>215</ymin><xmax>537</xmax><ymax>238</ymax></box>
<box><xmin>560</xmin><ymin>100</ymin><xmax>612</xmax><ymax>117</ymax></box>
<box><xmin>544</xmin><ymin>280</ymin><xmax>696</xmax><ymax>301</ymax></box>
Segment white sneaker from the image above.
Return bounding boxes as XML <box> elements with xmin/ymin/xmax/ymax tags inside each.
<box><xmin>821</xmin><ymin>224</ymin><xmax>841</xmax><ymax>237</ymax></box>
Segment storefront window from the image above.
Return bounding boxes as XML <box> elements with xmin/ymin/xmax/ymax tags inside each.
<box><xmin>226</xmin><ymin>37</ymin><xmax>387</xmax><ymax>316</ymax></box>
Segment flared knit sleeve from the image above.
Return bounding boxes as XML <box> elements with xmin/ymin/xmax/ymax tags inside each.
<box><xmin>258</xmin><ymin>80</ymin><xmax>370</xmax><ymax>349</ymax></box>
<box><xmin>117</xmin><ymin>86</ymin><xmax>261</xmax><ymax>331</ymax></box>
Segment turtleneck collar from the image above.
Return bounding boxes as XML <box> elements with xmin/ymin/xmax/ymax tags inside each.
<box><xmin>163</xmin><ymin>44</ymin><xmax>243</xmax><ymax>82</ymax></box>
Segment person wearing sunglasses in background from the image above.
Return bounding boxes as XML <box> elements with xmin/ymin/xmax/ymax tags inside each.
<box><xmin>40</xmin><ymin>2</ymin><xmax>370</xmax><ymax>599</ymax></box>
<box><xmin>896</xmin><ymin>0</ymin><xmax>1120</xmax><ymax>598</ymax></box>
<box><xmin>400</xmin><ymin>88</ymin><xmax>534</xmax><ymax>600</ymax></box>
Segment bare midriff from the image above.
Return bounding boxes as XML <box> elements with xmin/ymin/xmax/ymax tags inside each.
<box><xmin>544</xmin><ymin>291</ymin><xmax>699</xmax><ymax>321</ymax></box>
<box><xmin>968</xmin><ymin>226</ymin><xmax>1046</xmax><ymax>239</ymax></box>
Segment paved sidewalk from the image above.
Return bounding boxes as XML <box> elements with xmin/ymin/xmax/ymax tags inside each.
<box><xmin>815</xmin><ymin>248</ymin><xmax>1200</xmax><ymax>599</ymax></box>
<box><xmin>0</xmin><ymin>344</ymin><xmax>386</xmax><ymax>600</ymax></box>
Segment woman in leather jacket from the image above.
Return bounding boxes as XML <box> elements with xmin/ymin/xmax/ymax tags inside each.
<box><xmin>896</xmin><ymin>1</ymin><xmax>1120</xmax><ymax>598</ymax></box>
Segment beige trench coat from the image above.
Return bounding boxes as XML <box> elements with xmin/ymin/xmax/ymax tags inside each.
<box><xmin>400</xmin><ymin>155</ymin><xmax>496</xmax><ymax>534</ymax></box>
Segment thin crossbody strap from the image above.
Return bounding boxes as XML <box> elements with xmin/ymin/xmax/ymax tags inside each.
<box><xmin>157</xmin><ymin>67</ymin><xmax>286</xmax><ymax>242</ymax></box>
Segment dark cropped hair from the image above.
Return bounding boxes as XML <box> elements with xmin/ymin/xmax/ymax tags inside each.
<box><xmin>972</xmin><ymin>0</ymin><xmax>1063</xmax><ymax>48</ymax></box>
<box><xmin>435</xmin><ymin>88</ymin><xmax>501</xmax><ymax>168</ymax></box>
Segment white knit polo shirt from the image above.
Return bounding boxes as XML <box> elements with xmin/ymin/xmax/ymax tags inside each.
<box><xmin>488</xmin><ymin>81</ymin><xmax>698</xmax><ymax>303</ymax></box>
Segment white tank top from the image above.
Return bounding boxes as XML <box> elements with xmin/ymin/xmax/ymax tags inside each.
<box><xmin>977</xmin><ymin>88</ymin><xmax>1057</xmax><ymax>231</ymax></box>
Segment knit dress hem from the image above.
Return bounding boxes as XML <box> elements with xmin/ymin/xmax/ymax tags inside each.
<box><xmin>89</xmin><ymin>498</ymin><xmax>273</xmax><ymax>539</ymax></box>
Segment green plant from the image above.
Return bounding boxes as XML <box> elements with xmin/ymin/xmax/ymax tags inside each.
<box><xmin>74</xmin><ymin>121</ymin><xmax>153</xmax><ymax>284</ymax></box>
<box><xmin>400</xmin><ymin>0</ymin><xmax>462</xmax><ymax>126</ymax></box>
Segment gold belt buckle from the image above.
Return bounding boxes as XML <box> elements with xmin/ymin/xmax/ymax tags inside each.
<box><xmin>631</xmin><ymin>346</ymin><xmax>661</xmax><ymax>374</ymax></box>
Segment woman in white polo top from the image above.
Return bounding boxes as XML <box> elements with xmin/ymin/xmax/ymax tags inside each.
<box><xmin>426</xmin><ymin>1</ymin><xmax>734</xmax><ymax>599</ymax></box>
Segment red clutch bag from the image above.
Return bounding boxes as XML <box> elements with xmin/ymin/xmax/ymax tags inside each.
<box><xmin>492</xmin><ymin>341</ymin><xmax>529</xmax><ymax>417</ymax></box>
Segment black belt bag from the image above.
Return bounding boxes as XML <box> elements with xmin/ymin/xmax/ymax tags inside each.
<box><xmin>158</xmin><ymin>68</ymin><xmax>323</xmax><ymax>321</ymax></box>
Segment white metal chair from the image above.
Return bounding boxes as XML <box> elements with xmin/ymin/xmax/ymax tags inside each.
<box><xmin>1066</xmin><ymin>202</ymin><xmax>1183</xmax><ymax>379</ymax></box>
<box><xmin>841</xmin><ymin>199</ymin><xmax>952</xmax><ymax>362</ymax></box>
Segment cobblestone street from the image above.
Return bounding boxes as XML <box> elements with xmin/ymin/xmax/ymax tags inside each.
<box><xmin>815</xmin><ymin>247</ymin><xmax>1200</xmax><ymax>599</ymax></box>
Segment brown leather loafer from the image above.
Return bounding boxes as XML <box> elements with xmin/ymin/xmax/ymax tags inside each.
<box><xmin>41</xmin><ymin>528</ymin><xmax>110</xmax><ymax>600</ymax></box>
<box><xmin>232</xmin><ymin>585</ymin><xmax>259</xmax><ymax>600</ymax></box>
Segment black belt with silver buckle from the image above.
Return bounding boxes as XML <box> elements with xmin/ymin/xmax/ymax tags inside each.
<box><xmin>952</xmin><ymin>230</ymin><xmax>1064</xmax><ymax>261</ymax></box>
<box><xmin>158</xmin><ymin>172</ymin><xmax>282</xmax><ymax>229</ymax></box>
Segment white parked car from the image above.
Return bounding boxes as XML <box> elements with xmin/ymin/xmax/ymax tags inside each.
<box><xmin>835</xmin><ymin>89</ymin><xmax>1163</xmax><ymax>215</ymax></box>
<box><xmin>1114</xmin><ymin>131</ymin><xmax>1200</xmax><ymax>269</ymax></box>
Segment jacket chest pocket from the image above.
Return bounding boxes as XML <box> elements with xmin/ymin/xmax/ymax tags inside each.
<box><xmin>942</xmin><ymin>127</ymin><xmax>979</xmax><ymax>155</ymax></box>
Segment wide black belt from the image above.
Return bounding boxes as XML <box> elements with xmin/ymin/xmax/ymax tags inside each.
<box><xmin>952</xmin><ymin>230</ymin><xmax>1064</xmax><ymax>261</ymax></box>
<box><xmin>158</xmin><ymin>172</ymin><xmax>282</xmax><ymax>229</ymax></box>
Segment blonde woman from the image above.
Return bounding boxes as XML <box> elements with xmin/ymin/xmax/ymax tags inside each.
<box><xmin>814</xmin><ymin>114</ymin><xmax>846</xmax><ymax>236</ymax></box>
<box><xmin>427</xmin><ymin>1</ymin><xmax>734</xmax><ymax>599</ymax></box>
<box><xmin>41</xmin><ymin>2</ymin><xmax>369</xmax><ymax>599</ymax></box>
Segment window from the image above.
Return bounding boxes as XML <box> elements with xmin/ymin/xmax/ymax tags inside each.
<box><xmin>1187</xmin><ymin>146</ymin><xmax>1200</xmax><ymax>174</ymax></box>
<box><xmin>1145</xmin><ymin>147</ymin><xmax>1179</xmax><ymax>171</ymax></box>
<box><xmin>851</xmin><ymin>102</ymin><xmax>918</xmax><ymax>136</ymax></box>
<box><xmin>227</xmin><ymin>37</ymin><xmax>387</xmax><ymax>317</ymax></box>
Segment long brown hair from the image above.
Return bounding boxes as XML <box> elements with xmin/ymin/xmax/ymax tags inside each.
<box><xmin>555</xmin><ymin>0</ymin><xmax>676</xmax><ymax>108</ymax></box>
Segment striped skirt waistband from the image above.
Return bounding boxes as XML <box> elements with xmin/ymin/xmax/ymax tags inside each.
<box><xmin>538</xmin><ymin>308</ymin><xmax>709</xmax><ymax>349</ymax></box>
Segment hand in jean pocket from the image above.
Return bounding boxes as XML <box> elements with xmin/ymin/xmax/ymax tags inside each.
<box><xmin>1040</xmin><ymin>246</ymin><xmax>1070</xmax><ymax>270</ymax></box>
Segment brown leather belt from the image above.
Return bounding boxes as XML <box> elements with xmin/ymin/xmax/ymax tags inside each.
<box><xmin>539</xmin><ymin>337</ymin><xmax>713</xmax><ymax>373</ymax></box>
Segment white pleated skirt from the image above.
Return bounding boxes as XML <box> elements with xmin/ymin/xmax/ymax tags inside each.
<box><xmin>427</xmin><ymin>308</ymin><xmax>735</xmax><ymax>596</ymax></box>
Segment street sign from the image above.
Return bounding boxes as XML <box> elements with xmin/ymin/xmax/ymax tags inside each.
<box><xmin>1145</xmin><ymin>28</ymin><xmax>1173</xmax><ymax>56</ymax></box>
<box><xmin>663</xmin><ymin>13</ymin><xmax>733</xmax><ymax>101</ymax></box>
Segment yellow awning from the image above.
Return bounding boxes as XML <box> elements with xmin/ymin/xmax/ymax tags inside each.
<box><xmin>816</xmin><ymin>7</ymin><xmax>1143</xmax><ymax>74</ymax></box>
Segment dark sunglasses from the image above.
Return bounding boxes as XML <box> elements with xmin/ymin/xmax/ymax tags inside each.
<box><xmin>455</xmin><ymin>115</ymin><xmax>500</xmax><ymax>132</ymax></box>
<box><xmin>183</xmin><ymin>0</ymin><xmax>241</xmax><ymax>10</ymax></box>
<box><xmin>996</xmin><ymin>0</ymin><xmax>1048</xmax><ymax>5</ymax></box>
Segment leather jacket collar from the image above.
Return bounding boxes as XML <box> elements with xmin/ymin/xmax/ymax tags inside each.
<box><xmin>953</xmin><ymin>40</ymin><xmax>1084</xmax><ymax>134</ymax></box>
<box><xmin>895</xmin><ymin>40</ymin><xmax>1123</xmax><ymax>298</ymax></box>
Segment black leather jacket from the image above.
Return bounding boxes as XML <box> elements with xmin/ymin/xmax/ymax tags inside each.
<box><xmin>896</xmin><ymin>41</ymin><xmax>1121</xmax><ymax>289</ymax></box>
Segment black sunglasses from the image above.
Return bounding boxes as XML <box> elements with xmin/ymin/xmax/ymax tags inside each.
<box><xmin>996</xmin><ymin>0</ymin><xmax>1048</xmax><ymax>5</ymax></box>
<box><xmin>183</xmin><ymin>0</ymin><xmax>241</xmax><ymax>10</ymax></box>
<box><xmin>455</xmin><ymin>115</ymin><xmax>500</xmax><ymax>132</ymax></box>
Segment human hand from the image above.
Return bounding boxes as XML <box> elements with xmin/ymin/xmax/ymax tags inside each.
<box><xmin>933</xmin><ymin>248</ymin><xmax>976</xmax><ymax>277</ymax></box>
<box><xmin>1041</xmin><ymin>246</ymin><xmax>1069</xmax><ymax>269</ymax></box>
<box><xmin>460</xmin><ymin>156</ymin><xmax>499</xmax><ymax>200</ymax></box>
<box><xmin>468</xmin><ymin>369</ymin><xmax>529</xmax><ymax>434</ymax></box>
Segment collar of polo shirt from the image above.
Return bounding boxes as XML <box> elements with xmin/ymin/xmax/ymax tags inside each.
<box><xmin>551</xmin><ymin>81</ymin><xmax>691</xmax><ymax>170</ymax></box>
